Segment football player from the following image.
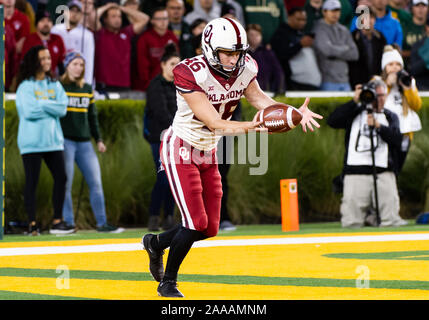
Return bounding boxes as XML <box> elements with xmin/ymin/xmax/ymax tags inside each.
<box><xmin>142</xmin><ymin>17</ymin><xmax>323</xmax><ymax>298</ymax></box>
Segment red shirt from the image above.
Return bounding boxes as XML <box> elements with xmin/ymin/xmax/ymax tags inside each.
<box><xmin>21</xmin><ymin>33</ymin><xmax>66</xmax><ymax>75</ymax></box>
<box><xmin>135</xmin><ymin>28</ymin><xmax>179</xmax><ymax>91</ymax></box>
<box><xmin>5</xmin><ymin>24</ymin><xmax>17</xmax><ymax>91</ymax></box>
<box><xmin>5</xmin><ymin>9</ymin><xmax>30</xmax><ymax>43</ymax></box>
<box><xmin>95</xmin><ymin>25</ymin><xmax>135</xmax><ymax>88</ymax></box>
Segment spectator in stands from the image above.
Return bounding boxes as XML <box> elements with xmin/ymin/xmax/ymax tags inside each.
<box><xmin>167</xmin><ymin>0</ymin><xmax>193</xmax><ymax>59</ymax></box>
<box><xmin>380</xmin><ymin>45</ymin><xmax>422</xmax><ymax>173</ymax></box>
<box><xmin>59</xmin><ymin>51</ymin><xmax>124</xmax><ymax>233</ymax></box>
<box><xmin>143</xmin><ymin>44</ymin><xmax>180</xmax><ymax>231</ymax></box>
<box><xmin>5</xmin><ymin>24</ymin><xmax>18</xmax><ymax>92</ymax></box>
<box><xmin>2</xmin><ymin>0</ymin><xmax>30</xmax><ymax>55</ymax></box>
<box><xmin>387</xmin><ymin>0</ymin><xmax>412</xmax><ymax>26</ymax></box>
<box><xmin>314</xmin><ymin>0</ymin><xmax>359</xmax><ymax>91</ymax></box>
<box><xmin>285</xmin><ymin>0</ymin><xmax>306</xmax><ymax>12</ymax></box>
<box><xmin>95</xmin><ymin>3</ymin><xmax>149</xmax><ymax>92</ymax></box>
<box><xmin>15</xmin><ymin>0</ymin><xmax>36</xmax><ymax>33</ymax></box>
<box><xmin>304</xmin><ymin>0</ymin><xmax>323</xmax><ymax>33</ymax></box>
<box><xmin>218</xmin><ymin>0</ymin><xmax>245</xmax><ymax>26</ymax></box>
<box><xmin>338</xmin><ymin>0</ymin><xmax>354</xmax><ymax>28</ymax></box>
<box><xmin>327</xmin><ymin>78</ymin><xmax>407</xmax><ymax>228</ymax></box>
<box><xmin>238</xmin><ymin>0</ymin><xmax>287</xmax><ymax>43</ymax></box>
<box><xmin>121</xmin><ymin>0</ymin><xmax>142</xmax><ymax>27</ymax></box>
<box><xmin>401</xmin><ymin>0</ymin><xmax>427</xmax><ymax>65</ymax></box>
<box><xmin>220</xmin><ymin>2</ymin><xmax>236</xmax><ymax>20</ymax></box>
<box><xmin>136</xmin><ymin>7</ymin><xmax>179</xmax><ymax>91</ymax></box>
<box><xmin>409</xmin><ymin>18</ymin><xmax>429</xmax><ymax>89</ymax></box>
<box><xmin>189</xmin><ymin>18</ymin><xmax>207</xmax><ymax>36</ymax></box>
<box><xmin>184</xmin><ymin>0</ymin><xmax>221</xmax><ymax>26</ymax></box>
<box><xmin>51</xmin><ymin>0</ymin><xmax>95</xmax><ymax>85</ymax></box>
<box><xmin>15</xmin><ymin>45</ymin><xmax>74</xmax><ymax>236</ymax></box>
<box><xmin>349</xmin><ymin>7</ymin><xmax>386</xmax><ymax>88</ymax></box>
<box><xmin>351</xmin><ymin>0</ymin><xmax>403</xmax><ymax>49</ymax></box>
<box><xmin>192</xmin><ymin>33</ymin><xmax>203</xmax><ymax>54</ymax></box>
<box><xmin>21</xmin><ymin>10</ymin><xmax>66</xmax><ymax>77</ymax></box>
<box><xmin>188</xmin><ymin>19</ymin><xmax>207</xmax><ymax>57</ymax></box>
<box><xmin>248</xmin><ymin>24</ymin><xmax>285</xmax><ymax>95</ymax></box>
<box><xmin>80</xmin><ymin>0</ymin><xmax>121</xmax><ymax>32</ymax></box>
<box><xmin>271</xmin><ymin>7</ymin><xmax>321</xmax><ymax>90</ymax></box>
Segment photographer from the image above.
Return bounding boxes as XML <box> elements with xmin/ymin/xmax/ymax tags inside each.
<box><xmin>380</xmin><ymin>45</ymin><xmax>422</xmax><ymax>173</ymax></box>
<box><xmin>327</xmin><ymin>79</ymin><xmax>408</xmax><ymax>228</ymax></box>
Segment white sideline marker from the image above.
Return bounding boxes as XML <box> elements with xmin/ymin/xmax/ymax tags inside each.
<box><xmin>1</xmin><ymin>233</ymin><xmax>429</xmax><ymax>257</ymax></box>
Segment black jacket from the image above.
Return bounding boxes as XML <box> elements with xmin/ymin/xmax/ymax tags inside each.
<box><xmin>327</xmin><ymin>100</ymin><xmax>402</xmax><ymax>175</ymax></box>
<box><xmin>270</xmin><ymin>22</ymin><xmax>305</xmax><ymax>82</ymax></box>
<box><xmin>143</xmin><ymin>74</ymin><xmax>177</xmax><ymax>143</ymax></box>
<box><xmin>409</xmin><ymin>37</ymin><xmax>429</xmax><ymax>90</ymax></box>
<box><xmin>348</xmin><ymin>30</ymin><xmax>386</xmax><ymax>88</ymax></box>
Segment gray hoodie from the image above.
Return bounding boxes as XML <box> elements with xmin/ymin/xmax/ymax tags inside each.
<box><xmin>184</xmin><ymin>0</ymin><xmax>221</xmax><ymax>26</ymax></box>
<box><xmin>313</xmin><ymin>19</ymin><xmax>359</xmax><ymax>84</ymax></box>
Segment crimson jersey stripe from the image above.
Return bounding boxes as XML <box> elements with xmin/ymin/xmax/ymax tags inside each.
<box><xmin>224</xmin><ymin>17</ymin><xmax>241</xmax><ymax>46</ymax></box>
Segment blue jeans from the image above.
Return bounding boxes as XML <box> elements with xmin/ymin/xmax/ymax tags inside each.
<box><xmin>149</xmin><ymin>142</ymin><xmax>175</xmax><ymax>217</ymax></box>
<box><xmin>320</xmin><ymin>82</ymin><xmax>351</xmax><ymax>91</ymax></box>
<box><xmin>62</xmin><ymin>139</ymin><xmax>107</xmax><ymax>227</ymax></box>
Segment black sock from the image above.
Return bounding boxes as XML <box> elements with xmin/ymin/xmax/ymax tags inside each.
<box><xmin>151</xmin><ymin>223</ymin><xmax>182</xmax><ymax>252</ymax></box>
<box><xmin>163</xmin><ymin>227</ymin><xmax>206</xmax><ymax>281</ymax></box>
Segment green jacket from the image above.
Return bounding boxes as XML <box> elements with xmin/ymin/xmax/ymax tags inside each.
<box><xmin>237</xmin><ymin>0</ymin><xmax>287</xmax><ymax>43</ymax></box>
<box><xmin>60</xmin><ymin>82</ymin><xmax>102</xmax><ymax>142</ymax></box>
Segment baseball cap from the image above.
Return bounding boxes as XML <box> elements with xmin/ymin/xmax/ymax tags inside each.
<box><xmin>322</xmin><ymin>0</ymin><xmax>341</xmax><ymax>10</ymax></box>
<box><xmin>68</xmin><ymin>0</ymin><xmax>83</xmax><ymax>10</ymax></box>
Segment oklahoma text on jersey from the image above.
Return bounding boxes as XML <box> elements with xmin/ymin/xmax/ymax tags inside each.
<box><xmin>170</xmin><ymin>53</ymin><xmax>258</xmax><ymax>153</ymax></box>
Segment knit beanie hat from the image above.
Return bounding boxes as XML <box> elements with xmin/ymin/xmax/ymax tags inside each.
<box><xmin>64</xmin><ymin>51</ymin><xmax>85</xmax><ymax>68</ymax></box>
<box><xmin>381</xmin><ymin>46</ymin><xmax>404</xmax><ymax>70</ymax></box>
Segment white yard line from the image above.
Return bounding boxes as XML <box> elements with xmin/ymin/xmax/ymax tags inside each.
<box><xmin>1</xmin><ymin>233</ymin><xmax>429</xmax><ymax>257</ymax></box>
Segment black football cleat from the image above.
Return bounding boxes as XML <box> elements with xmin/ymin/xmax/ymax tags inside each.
<box><xmin>142</xmin><ymin>234</ymin><xmax>165</xmax><ymax>282</ymax></box>
<box><xmin>157</xmin><ymin>280</ymin><xmax>184</xmax><ymax>298</ymax></box>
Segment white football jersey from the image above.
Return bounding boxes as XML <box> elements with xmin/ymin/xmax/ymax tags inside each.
<box><xmin>171</xmin><ymin>54</ymin><xmax>258</xmax><ymax>151</ymax></box>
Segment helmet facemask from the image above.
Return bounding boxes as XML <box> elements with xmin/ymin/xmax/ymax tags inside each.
<box><xmin>211</xmin><ymin>47</ymin><xmax>248</xmax><ymax>78</ymax></box>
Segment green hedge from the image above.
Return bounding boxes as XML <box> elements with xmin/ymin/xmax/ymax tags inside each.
<box><xmin>5</xmin><ymin>96</ymin><xmax>429</xmax><ymax>228</ymax></box>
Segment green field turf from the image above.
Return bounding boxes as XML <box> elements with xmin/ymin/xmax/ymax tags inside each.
<box><xmin>2</xmin><ymin>221</ymin><xmax>429</xmax><ymax>243</ymax></box>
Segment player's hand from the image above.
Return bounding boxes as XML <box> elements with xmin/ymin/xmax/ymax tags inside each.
<box><xmin>252</xmin><ymin>110</ymin><xmax>261</xmax><ymax>123</ymax></box>
<box><xmin>249</xmin><ymin>120</ymin><xmax>267</xmax><ymax>132</ymax></box>
<box><xmin>298</xmin><ymin>97</ymin><xmax>323</xmax><ymax>133</ymax></box>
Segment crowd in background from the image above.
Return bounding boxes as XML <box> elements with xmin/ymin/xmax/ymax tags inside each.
<box><xmin>3</xmin><ymin>0</ymin><xmax>427</xmax><ymax>232</ymax></box>
<box><xmin>3</xmin><ymin>0</ymin><xmax>429</xmax><ymax>94</ymax></box>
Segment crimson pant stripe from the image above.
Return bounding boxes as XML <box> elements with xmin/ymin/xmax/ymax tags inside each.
<box><xmin>161</xmin><ymin>128</ymin><xmax>189</xmax><ymax>228</ymax></box>
<box><xmin>224</xmin><ymin>17</ymin><xmax>241</xmax><ymax>46</ymax></box>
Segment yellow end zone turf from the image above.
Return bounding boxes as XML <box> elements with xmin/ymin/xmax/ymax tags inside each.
<box><xmin>1</xmin><ymin>232</ymin><xmax>429</xmax><ymax>299</ymax></box>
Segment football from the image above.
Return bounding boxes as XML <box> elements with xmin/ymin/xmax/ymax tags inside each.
<box><xmin>258</xmin><ymin>103</ymin><xmax>303</xmax><ymax>133</ymax></box>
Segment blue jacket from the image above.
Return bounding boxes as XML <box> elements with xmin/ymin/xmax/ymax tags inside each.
<box><xmin>350</xmin><ymin>10</ymin><xmax>403</xmax><ymax>48</ymax></box>
<box><xmin>16</xmin><ymin>78</ymin><xmax>68</xmax><ymax>155</ymax></box>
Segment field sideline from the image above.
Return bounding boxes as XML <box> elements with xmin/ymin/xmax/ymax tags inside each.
<box><xmin>1</xmin><ymin>222</ymin><xmax>429</xmax><ymax>300</ymax></box>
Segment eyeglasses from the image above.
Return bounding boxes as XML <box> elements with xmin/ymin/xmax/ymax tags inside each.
<box><xmin>152</xmin><ymin>17</ymin><xmax>169</xmax><ymax>21</ymax></box>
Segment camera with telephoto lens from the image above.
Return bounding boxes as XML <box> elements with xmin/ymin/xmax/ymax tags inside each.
<box><xmin>359</xmin><ymin>82</ymin><xmax>377</xmax><ymax>105</ymax></box>
<box><xmin>397</xmin><ymin>70</ymin><xmax>412</xmax><ymax>87</ymax></box>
